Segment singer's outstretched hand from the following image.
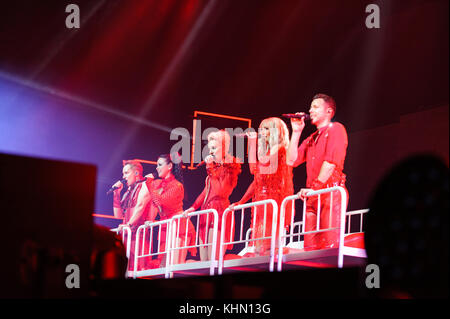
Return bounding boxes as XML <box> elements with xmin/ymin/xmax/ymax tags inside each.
<box><xmin>183</xmin><ymin>207</ymin><xmax>195</xmax><ymax>218</ymax></box>
<box><xmin>246</xmin><ymin>131</ymin><xmax>258</xmax><ymax>140</ymax></box>
<box><xmin>112</xmin><ymin>180</ymin><xmax>124</xmax><ymax>193</ymax></box>
<box><xmin>205</xmin><ymin>154</ymin><xmax>215</xmax><ymax>164</ymax></box>
<box><xmin>297</xmin><ymin>188</ymin><xmax>312</xmax><ymax>200</ymax></box>
<box><xmin>290</xmin><ymin>112</ymin><xmax>306</xmax><ymax>133</ymax></box>
<box><xmin>228</xmin><ymin>202</ymin><xmax>240</xmax><ymax>210</ymax></box>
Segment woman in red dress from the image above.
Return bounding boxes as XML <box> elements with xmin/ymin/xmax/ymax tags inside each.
<box><xmin>145</xmin><ymin>153</ymin><xmax>197</xmax><ymax>266</ymax></box>
<box><xmin>184</xmin><ymin>130</ymin><xmax>242</xmax><ymax>261</ymax></box>
<box><xmin>232</xmin><ymin>117</ymin><xmax>294</xmax><ymax>256</ymax></box>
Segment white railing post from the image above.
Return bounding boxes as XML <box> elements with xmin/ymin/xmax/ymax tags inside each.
<box><xmin>167</xmin><ymin>209</ymin><xmax>219</xmax><ymax>277</ymax></box>
<box><xmin>277</xmin><ymin>194</ymin><xmax>300</xmax><ymax>272</ymax></box>
<box><xmin>336</xmin><ymin>187</ymin><xmax>347</xmax><ymax>268</ymax></box>
<box><xmin>269</xmin><ymin>200</ymin><xmax>278</xmax><ymax>272</ymax></box>
<box><xmin>219</xmin><ymin>199</ymin><xmax>278</xmax><ymax>274</ymax></box>
<box><xmin>218</xmin><ymin>208</ymin><xmax>228</xmax><ymax>275</ymax></box>
<box><xmin>111</xmin><ymin>225</ymin><xmax>132</xmax><ymax>277</ymax></box>
<box><xmin>133</xmin><ymin>225</ymin><xmax>144</xmax><ymax>279</ymax></box>
<box><xmin>209</xmin><ymin>211</ymin><xmax>218</xmax><ymax>276</ymax></box>
<box><xmin>276</xmin><ymin>187</ymin><xmax>348</xmax><ymax>271</ymax></box>
<box><xmin>164</xmin><ymin>219</ymin><xmax>173</xmax><ymax>279</ymax></box>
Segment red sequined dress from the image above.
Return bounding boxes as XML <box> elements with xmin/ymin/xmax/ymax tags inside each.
<box><xmin>249</xmin><ymin>147</ymin><xmax>294</xmax><ymax>253</ymax></box>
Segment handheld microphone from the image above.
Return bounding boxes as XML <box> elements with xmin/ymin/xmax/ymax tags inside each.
<box><xmin>196</xmin><ymin>160</ymin><xmax>206</xmax><ymax>167</ymax></box>
<box><xmin>195</xmin><ymin>155</ymin><xmax>215</xmax><ymax>168</ymax></box>
<box><xmin>107</xmin><ymin>179</ymin><xmax>126</xmax><ymax>195</ymax></box>
<box><xmin>282</xmin><ymin>113</ymin><xmax>311</xmax><ymax>121</ymax></box>
<box><xmin>235</xmin><ymin>132</ymin><xmax>259</xmax><ymax>138</ymax></box>
<box><xmin>235</xmin><ymin>133</ymin><xmax>248</xmax><ymax>137</ymax></box>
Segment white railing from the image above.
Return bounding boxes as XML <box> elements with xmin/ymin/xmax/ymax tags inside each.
<box><xmin>133</xmin><ymin>219</ymin><xmax>173</xmax><ymax>279</ymax></box>
<box><xmin>111</xmin><ymin>225</ymin><xmax>132</xmax><ymax>259</ymax></box>
<box><xmin>218</xmin><ymin>199</ymin><xmax>278</xmax><ymax>274</ymax></box>
<box><xmin>110</xmin><ymin>190</ymin><xmax>368</xmax><ymax>278</ymax></box>
<box><xmin>277</xmin><ymin>187</ymin><xmax>348</xmax><ymax>271</ymax></box>
<box><xmin>345</xmin><ymin>209</ymin><xmax>369</xmax><ymax>234</ymax></box>
<box><xmin>167</xmin><ymin>209</ymin><xmax>219</xmax><ymax>277</ymax></box>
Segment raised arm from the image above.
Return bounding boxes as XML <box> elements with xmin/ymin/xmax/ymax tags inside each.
<box><xmin>287</xmin><ymin>116</ymin><xmax>305</xmax><ymax>166</ymax></box>
<box><xmin>247</xmin><ymin>131</ymin><xmax>258</xmax><ymax>174</ymax></box>
<box><xmin>316</xmin><ymin>161</ymin><xmax>336</xmax><ymax>185</ymax></box>
<box><xmin>112</xmin><ymin>180</ymin><xmax>124</xmax><ymax>219</ymax></box>
<box><xmin>232</xmin><ymin>180</ymin><xmax>255</xmax><ymax>207</ymax></box>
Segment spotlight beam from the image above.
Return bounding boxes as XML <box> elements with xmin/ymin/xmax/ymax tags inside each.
<box><xmin>0</xmin><ymin>70</ymin><xmax>172</xmax><ymax>133</ymax></box>
<box><xmin>104</xmin><ymin>0</ymin><xmax>221</xmax><ymax>177</ymax></box>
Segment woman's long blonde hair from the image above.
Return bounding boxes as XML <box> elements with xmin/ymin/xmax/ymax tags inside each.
<box><xmin>257</xmin><ymin>117</ymin><xmax>290</xmax><ymax>158</ymax></box>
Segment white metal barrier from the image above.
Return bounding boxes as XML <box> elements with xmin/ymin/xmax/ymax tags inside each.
<box><xmin>276</xmin><ymin>187</ymin><xmax>348</xmax><ymax>271</ymax></box>
<box><xmin>341</xmin><ymin>209</ymin><xmax>369</xmax><ymax>259</ymax></box>
<box><xmin>109</xmin><ymin>191</ymin><xmax>368</xmax><ymax>278</ymax></box>
<box><xmin>133</xmin><ymin>219</ymin><xmax>173</xmax><ymax>279</ymax></box>
<box><xmin>111</xmin><ymin>225</ymin><xmax>132</xmax><ymax>275</ymax></box>
<box><xmin>218</xmin><ymin>199</ymin><xmax>278</xmax><ymax>275</ymax></box>
<box><xmin>238</xmin><ymin>228</ymin><xmax>255</xmax><ymax>256</ymax></box>
<box><xmin>111</xmin><ymin>225</ymin><xmax>132</xmax><ymax>259</ymax></box>
<box><xmin>167</xmin><ymin>209</ymin><xmax>219</xmax><ymax>277</ymax></box>
<box><xmin>130</xmin><ymin>209</ymin><xmax>219</xmax><ymax>278</ymax></box>
<box><xmin>345</xmin><ymin>209</ymin><xmax>369</xmax><ymax>235</ymax></box>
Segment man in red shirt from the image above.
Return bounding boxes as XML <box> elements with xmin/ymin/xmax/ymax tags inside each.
<box><xmin>112</xmin><ymin>160</ymin><xmax>151</xmax><ymax>270</ymax></box>
<box><xmin>287</xmin><ymin>94</ymin><xmax>348</xmax><ymax>250</ymax></box>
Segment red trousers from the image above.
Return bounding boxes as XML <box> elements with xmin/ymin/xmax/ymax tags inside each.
<box><xmin>304</xmin><ymin>187</ymin><xmax>348</xmax><ymax>250</ymax></box>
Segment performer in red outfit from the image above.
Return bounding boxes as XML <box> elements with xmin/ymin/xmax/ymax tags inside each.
<box><xmin>185</xmin><ymin>130</ymin><xmax>241</xmax><ymax>261</ymax></box>
<box><xmin>145</xmin><ymin>153</ymin><xmax>197</xmax><ymax>266</ymax></box>
<box><xmin>287</xmin><ymin>93</ymin><xmax>348</xmax><ymax>250</ymax></box>
<box><xmin>112</xmin><ymin>160</ymin><xmax>150</xmax><ymax>271</ymax></box>
<box><xmin>233</xmin><ymin>118</ymin><xmax>294</xmax><ymax>256</ymax></box>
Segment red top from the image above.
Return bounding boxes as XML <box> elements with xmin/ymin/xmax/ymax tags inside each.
<box><xmin>192</xmin><ymin>157</ymin><xmax>241</xmax><ymax>211</ymax></box>
<box><xmin>250</xmin><ymin>147</ymin><xmax>294</xmax><ymax>204</ymax></box>
<box><xmin>146</xmin><ymin>175</ymin><xmax>197</xmax><ymax>256</ymax></box>
<box><xmin>191</xmin><ymin>157</ymin><xmax>241</xmax><ymax>250</ymax></box>
<box><xmin>146</xmin><ymin>175</ymin><xmax>184</xmax><ymax>220</ymax></box>
<box><xmin>117</xmin><ymin>180</ymin><xmax>149</xmax><ymax>225</ymax></box>
<box><xmin>249</xmin><ymin>147</ymin><xmax>294</xmax><ymax>240</ymax></box>
<box><xmin>294</xmin><ymin>122</ymin><xmax>348</xmax><ymax>188</ymax></box>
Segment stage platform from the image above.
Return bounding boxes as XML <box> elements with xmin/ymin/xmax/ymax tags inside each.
<box><xmin>103</xmin><ymin>190</ymin><xmax>369</xmax><ymax>281</ymax></box>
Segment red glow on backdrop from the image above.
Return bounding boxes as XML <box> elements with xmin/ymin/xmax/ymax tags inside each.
<box><xmin>0</xmin><ymin>0</ymin><xmax>447</xmax><ymax>300</ymax></box>
<box><xmin>65</xmin><ymin>0</ymin><xmax>206</xmax><ymax>103</ymax></box>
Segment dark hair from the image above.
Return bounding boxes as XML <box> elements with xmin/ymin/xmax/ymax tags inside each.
<box><xmin>158</xmin><ymin>154</ymin><xmax>184</xmax><ymax>185</ymax></box>
<box><xmin>312</xmin><ymin>93</ymin><xmax>336</xmax><ymax>117</ymax></box>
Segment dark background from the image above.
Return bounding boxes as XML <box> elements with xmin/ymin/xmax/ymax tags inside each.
<box><xmin>0</xmin><ymin>0</ymin><xmax>448</xmax><ymax>219</ymax></box>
